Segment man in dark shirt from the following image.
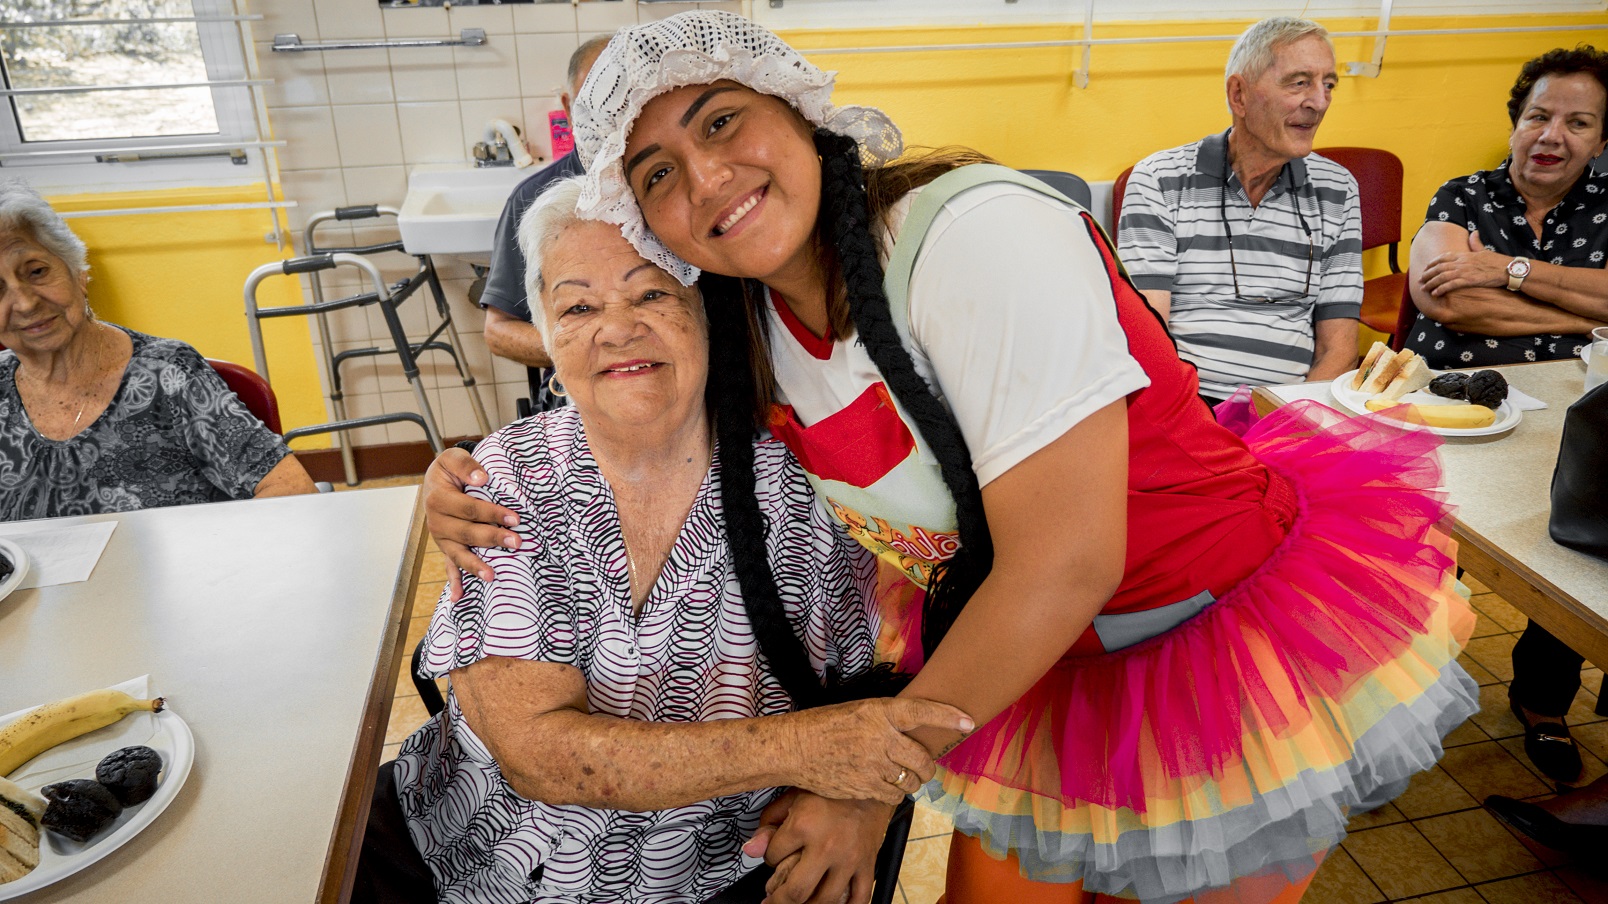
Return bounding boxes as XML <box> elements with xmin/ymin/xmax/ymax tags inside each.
<box><xmin>479</xmin><ymin>35</ymin><xmax>611</xmax><ymax>411</ymax></box>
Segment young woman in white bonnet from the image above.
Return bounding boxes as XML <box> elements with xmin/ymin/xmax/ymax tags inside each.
<box><xmin>426</xmin><ymin>11</ymin><xmax>1477</xmax><ymax>903</ymax></box>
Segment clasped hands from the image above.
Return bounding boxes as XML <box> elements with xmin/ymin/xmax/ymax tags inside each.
<box><xmin>1421</xmin><ymin>228</ymin><xmax>1518</xmax><ymax>296</ymax></box>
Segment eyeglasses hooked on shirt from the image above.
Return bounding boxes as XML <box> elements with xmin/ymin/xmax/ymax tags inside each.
<box><xmin>1220</xmin><ymin>141</ymin><xmax>1315</xmax><ymax>306</ymax></box>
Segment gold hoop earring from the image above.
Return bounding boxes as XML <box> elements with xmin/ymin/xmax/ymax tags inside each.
<box><xmin>547</xmin><ymin>374</ymin><xmax>568</xmax><ymax>398</ymax></box>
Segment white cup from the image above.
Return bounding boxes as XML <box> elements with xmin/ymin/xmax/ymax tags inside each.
<box><xmin>1586</xmin><ymin>327</ymin><xmax>1608</xmax><ymax>392</ymax></box>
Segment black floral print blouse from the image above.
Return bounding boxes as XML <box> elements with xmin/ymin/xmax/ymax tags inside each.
<box><xmin>0</xmin><ymin>326</ymin><xmax>291</xmax><ymax>521</ymax></box>
<box><xmin>1403</xmin><ymin>160</ymin><xmax>1607</xmax><ymax>368</ymax></box>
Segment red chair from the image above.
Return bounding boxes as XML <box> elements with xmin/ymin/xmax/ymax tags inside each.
<box><xmin>1111</xmin><ymin>164</ymin><xmax>1136</xmax><ymax>240</ymax></box>
<box><xmin>206</xmin><ymin>358</ymin><xmax>283</xmax><ymax>435</ymax></box>
<box><xmin>1315</xmin><ymin>147</ymin><xmax>1408</xmax><ymax>344</ymax></box>
<box><xmin>1390</xmin><ymin>278</ymin><xmax>1421</xmax><ymax>352</ymax></box>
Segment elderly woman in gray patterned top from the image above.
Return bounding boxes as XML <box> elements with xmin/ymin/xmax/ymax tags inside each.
<box><xmin>356</xmin><ymin>177</ymin><xmax>971</xmax><ymax>904</ymax></box>
<box><xmin>0</xmin><ymin>180</ymin><xmax>314</xmax><ymax>521</ymax></box>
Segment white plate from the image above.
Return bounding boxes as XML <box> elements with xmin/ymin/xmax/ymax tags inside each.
<box><xmin>0</xmin><ymin>538</ymin><xmax>26</xmax><ymax>604</ymax></box>
<box><xmin>0</xmin><ymin>678</ymin><xmax>194</xmax><ymax>900</ymax></box>
<box><xmin>1329</xmin><ymin>369</ymin><xmax>1522</xmax><ymax>437</ymax></box>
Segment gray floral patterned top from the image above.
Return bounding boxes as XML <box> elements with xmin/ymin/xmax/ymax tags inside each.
<box><xmin>0</xmin><ymin>326</ymin><xmax>291</xmax><ymax>522</ymax></box>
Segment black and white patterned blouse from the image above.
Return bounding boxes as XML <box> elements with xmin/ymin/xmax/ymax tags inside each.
<box><xmin>0</xmin><ymin>325</ymin><xmax>291</xmax><ymax>522</ymax></box>
<box><xmin>1404</xmin><ymin>161</ymin><xmax>1607</xmax><ymax>368</ymax></box>
<box><xmin>394</xmin><ymin>407</ymin><xmax>881</xmax><ymax>904</ymax></box>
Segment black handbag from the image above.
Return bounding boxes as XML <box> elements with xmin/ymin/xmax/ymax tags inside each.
<box><xmin>1549</xmin><ymin>381</ymin><xmax>1608</xmax><ymax>559</ymax></box>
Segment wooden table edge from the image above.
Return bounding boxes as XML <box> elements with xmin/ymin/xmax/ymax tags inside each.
<box><xmin>1250</xmin><ymin>382</ymin><xmax>1608</xmax><ymax>669</ymax></box>
<box><xmin>318</xmin><ymin>491</ymin><xmax>428</xmax><ymax>904</ymax></box>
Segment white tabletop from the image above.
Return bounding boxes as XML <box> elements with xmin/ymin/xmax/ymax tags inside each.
<box><xmin>1259</xmin><ymin>360</ymin><xmax>1608</xmax><ymax>666</ymax></box>
<box><xmin>0</xmin><ymin>486</ymin><xmax>423</xmax><ymax>904</ymax></box>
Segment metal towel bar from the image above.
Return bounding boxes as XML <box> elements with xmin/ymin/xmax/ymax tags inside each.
<box><xmin>271</xmin><ymin>28</ymin><xmax>486</xmax><ymax>53</ymax></box>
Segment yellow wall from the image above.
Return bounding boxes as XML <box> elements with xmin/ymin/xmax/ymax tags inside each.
<box><xmin>43</xmin><ymin>12</ymin><xmax>1607</xmax><ymax>450</ymax></box>
<box><xmin>44</xmin><ymin>186</ymin><xmax>331</xmax><ymax>448</ymax></box>
<box><xmin>786</xmin><ymin>12</ymin><xmax>1608</xmax><ymax>279</ymax></box>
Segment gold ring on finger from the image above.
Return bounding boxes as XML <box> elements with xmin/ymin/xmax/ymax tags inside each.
<box><xmin>894</xmin><ymin>768</ymin><xmax>908</xmax><ymax>786</ymax></box>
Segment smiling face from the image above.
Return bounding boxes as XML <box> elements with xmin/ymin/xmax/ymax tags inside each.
<box><xmin>621</xmin><ymin>81</ymin><xmax>822</xmax><ymax>286</ymax></box>
<box><xmin>1508</xmin><ymin>72</ymin><xmax>1608</xmax><ymax>199</ymax></box>
<box><xmin>539</xmin><ymin>220</ymin><xmax>709</xmax><ymax>434</ymax></box>
<box><xmin>1228</xmin><ymin>34</ymin><xmax>1337</xmax><ymax>164</ymax></box>
<box><xmin>0</xmin><ymin>230</ymin><xmax>89</xmax><ymax>357</ymax></box>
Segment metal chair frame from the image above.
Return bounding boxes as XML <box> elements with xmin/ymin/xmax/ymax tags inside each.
<box><xmin>243</xmin><ymin>205</ymin><xmax>492</xmax><ymax>485</ymax></box>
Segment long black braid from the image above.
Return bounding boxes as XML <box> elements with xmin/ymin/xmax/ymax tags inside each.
<box><xmin>704</xmin><ymin>272</ymin><xmax>910</xmax><ymax>708</ymax></box>
<box><xmin>811</xmin><ymin>128</ymin><xmax>995</xmax><ymax>659</ymax></box>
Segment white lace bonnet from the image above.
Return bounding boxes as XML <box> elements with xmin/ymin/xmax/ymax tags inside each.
<box><xmin>571</xmin><ymin>10</ymin><xmax>904</xmax><ymax>285</ymax></box>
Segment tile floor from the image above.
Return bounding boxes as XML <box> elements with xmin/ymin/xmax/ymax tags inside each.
<box><xmin>359</xmin><ymin>477</ymin><xmax>1606</xmax><ymax>903</ymax></box>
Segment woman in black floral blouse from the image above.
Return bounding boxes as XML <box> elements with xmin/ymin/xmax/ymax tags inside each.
<box><xmin>1405</xmin><ymin>46</ymin><xmax>1608</xmax><ymax>368</ymax></box>
<box><xmin>0</xmin><ymin>180</ymin><xmax>316</xmax><ymax>520</ymax></box>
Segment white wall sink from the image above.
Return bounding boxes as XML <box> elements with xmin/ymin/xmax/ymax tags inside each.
<box><xmin>397</xmin><ymin>164</ymin><xmax>531</xmax><ymax>257</ymax></box>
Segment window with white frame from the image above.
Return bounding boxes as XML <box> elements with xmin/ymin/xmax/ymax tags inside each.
<box><xmin>0</xmin><ymin>0</ymin><xmax>264</xmax><ymax>191</ymax></box>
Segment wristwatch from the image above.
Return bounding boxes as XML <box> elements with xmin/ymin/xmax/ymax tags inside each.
<box><xmin>1506</xmin><ymin>257</ymin><xmax>1532</xmax><ymax>292</ymax></box>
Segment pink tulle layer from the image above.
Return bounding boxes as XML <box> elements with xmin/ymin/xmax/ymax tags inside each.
<box><xmin>940</xmin><ymin>398</ymin><xmax>1463</xmax><ymax>815</ymax></box>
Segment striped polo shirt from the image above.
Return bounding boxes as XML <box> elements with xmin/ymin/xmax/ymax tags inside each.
<box><xmin>1118</xmin><ymin>129</ymin><xmax>1363</xmax><ymax>399</ymax></box>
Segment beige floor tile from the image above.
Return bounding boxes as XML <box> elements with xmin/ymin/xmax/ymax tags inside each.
<box><xmin>1349</xmin><ymin>802</ymin><xmax>1407</xmax><ymax>831</ymax></box>
<box><xmin>386</xmin><ymin>693</ymin><xmax>432</xmax><ymax>746</ymax></box>
<box><xmin>381</xmin><ymin>741</ymin><xmax>402</xmax><ymax>763</ymax></box>
<box><xmin>1463</xmin><ymin>634</ymin><xmax>1518</xmax><ymax>683</ymax></box>
<box><xmin>1444</xmin><ymin>717</ymin><xmax>1490</xmax><ymax>748</ymax></box>
<box><xmin>1416</xmin><ymin>808</ymin><xmax>1545</xmax><ymax>884</ymax></box>
<box><xmin>1572</xmin><ymin>720</ymin><xmax>1608</xmax><ymax>761</ymax></box>
<box><xmin>1555</xmin><ymin>866</ymin><xmax>1608</xmax><ymax>904</ymax></box>
<box><xmin>908</xmin><ymin>801</ymin><xmax>954</xmax><ymax>841</ymax></box>
<box><xmin>1343</xmin><ymin>823</ymin><xmax>1464</xmax><ymax>899</ymax></box>
<box><xmin>1393</xmin><ymin>766</ymin><xmax>1479</xmax><ymax>820</ymax></box>
<box><xmin>1462</xmin><ymin>573</ymin><xmax>1491</xmax><ymax>595</ymax></box>
<box><xmin>404</xmin><ymin>613</ymin><xmax>434</xmax><ymax>653</ymax></box>
<box><xmin>1438</xmin><ymin>741</ymin><xmax>1552</xmax><ymax>801</ymax></box>
<box><xmin>1474</xmin><ymin>871</ymin><xmax>1583</xmax><ymax>902</ymax></box>
<box><xmin>419</xmin><ymin>551</ymin><xmax>449</xmax><ymax>585</ymax></box>
<box><xmin>1469</xmin><ymin>684</ymin><xmax>1525</xmax><ymax>740</ymax></box>
<box><xmin>1583</xmin><ymin>667</ymin><xmax>1604</xmax><ymax>693</ymax></box>
<box><xmin>1458</xmin><ymin>654</ymin><xmax>1502</xmax><ymax>687</ymax></box>
<box><xmin>1568</xmin><ymin>688</ymin><xmax>1607</xmax><ymax>727</ymax></box>
<box><xmin>413</xmin><ymin>579</ymin><xmax>447</xmax><ymax>613</ymax></box>
<box><xmin>1400</xmin><ymin>890</ymin><xmax>1484</xmax><ymax>903</ymax></box>
<box><xmin>895</xmin><ymin>834</ymin><xmax>949</xmax><ymax>904</ymax></box>
<box><xmin>393</xmin><ymin>652</ymin><xmax>448</xmax><ymax>701</ymax></box>
<box><xmin>1306</xmin><ymin>847</ymin><xmax>1385</xmax><ymax>904</ymax></box>
<box><xmin>1470</xmin><ymin>611</ymin><xmax>1510</xmax><ymax>640</ymax></box>
<box><xmin>1468</xmin><ymin>595</ymin><xmax>1528</xmax><ymax>633</ymax></box>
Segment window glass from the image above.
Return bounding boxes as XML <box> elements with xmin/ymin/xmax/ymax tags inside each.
<box><xmin>0</xmin><ymin>0</ymin><xmax>220</xmax><ymax>143</ymax></box>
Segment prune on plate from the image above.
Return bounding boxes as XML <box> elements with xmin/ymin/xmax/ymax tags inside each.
<box><xmin>40</xmin><ymin>779</ymin><xmax>122</xmax><ymax>843</ymax></box>
<box><xmin>1464</xmin><ymin>370</ymin><xmax>1509</xmax><ymax>410</ymax></box>
<box><xmin>96</xmin><ymin>746</ymin><xmax>163</xmax><ymax>806</ymax></box>
<box><xmin>1427</xmin><ymin>373</ymin><xmax>1470</xmax><ymax>400</ymax></box>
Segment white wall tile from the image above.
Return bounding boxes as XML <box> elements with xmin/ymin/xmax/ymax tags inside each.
<box><xmin>254</xmin><ymin>0</ymin><xmax>321</xmax><ymax>40</ymax></box>
<box><xmin>512</xmin><ymin>3</ymin><xmax>578</xmax><ymax>34</ymax></box>
<box><xmin>389</xmin><ymin>47</ymin><xmax>458</xmax><ymax>103</ymax></box>
<box><xmin>520</xmin><ymin>95</ymin><xmax>564</xmax><ymax>163</ymax></box>
<box><xmin>340</xmin><ymin>391</ymin><xmax>396</xmax><ymax>446</ymax></box>
<box><xmin>341</xmin><ymin>164</ymin><xmax>407</xmax><ymax>209</ymax></box>
<box><xmin>434</xmin><ymin>385</ymin><xmax>491</xmax><ymax>439</ymax></box>
<box><xmin>639</xmin><ymin>1</ymin><xmax>701</xmax><ymax>23</ymax></box>
<box><xmin>697</xmin><ymin>1</ymin><xmax>744</xmax><ymax>12</ymax></box>
<box><xmin>323</xmin><ymin>48</ymin><xmax>396</xmax><ymax>105</ymax></box>
<box><xmin>397</xmin><ymin>102</ymin><xmax>469</xmax><ymax>165</ymax></box>
<box><xmin>490</xmin><ymin>349</ymin><xmax>528</xmax><ymax>385</ymax></box>
<box><xmin>493</xmin><ymin>380</ymin><xmax>532</xmax><ymax>426</ymax></box>
<box><xmin>270</xmin><ymin>106</ymin><xmax>342</xmax><ymax>171</ymax></box>
<box><xmin>331</xmin><ymin>104</ymin><xmax>405</xmax><ymax>168</ymax></box>
<box><xmin>449</xmin><ymin>4</ymin><xmax>516</xmax><ymax>35</ymax></box>
<box><xmin>278</xmin><ymin>168</ymin><xmax>349</xmax><ymax>232</ymax></box>
<box><xmin>515</xmin><ymin>32</ymin><xmax>579</xmax><ymax>100</ymax></box>
<box><xmin>315</xmin><ymin>296</ymin><xmax>372</xmax><ymax>345</ymax></box>
<box><xmin>458</xmin><ymin>99</ymin><xmax>530</xmax><ymax>153</ymax></box>
<box><xmin>454</xmin><ymin>38</ymin><xmax>521</xmax><ymax>102</ymax></box>
<box><xmin>332</xmin><ymin>340</ymin><xmax>384</xmax><ymax>396</ymax></box>
<box><xmin>258</xmin><ymin>42</ymin><xmax>330</xmax><ymax>107</ymax></box>
<box><xmin>381</xmin><ymin>5</ymin><xmax>449</xmax><ymax>39</ymax></box>
<box><xmin>575</xmin><ymin>0</ymin><xmax>640</xmax><ymax>31</ymax></box>
<box><xmin>313</xmin><ymin>0</ymin><xmax>385</xmax><ymax>41</ymax></box>
<box><xmin>382</xmin><ymin>388</ymin><xmax>438</xmax><ymax>444</ymax></box>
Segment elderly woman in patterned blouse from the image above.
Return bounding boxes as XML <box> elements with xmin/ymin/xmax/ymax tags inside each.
<box><xmin>356</xmin><ymin>177</ymin><xmax>970</xmax><ymax>904</ymax></box>
<box><xmin>1405</xmin><ymin>45</ymin><xmax>1608</xmax><ymax>367</ymax></box>
<box><xmin>0</xmin><ymin>180</ymin><xmax>314</xmax><ymax>521</ymax></box>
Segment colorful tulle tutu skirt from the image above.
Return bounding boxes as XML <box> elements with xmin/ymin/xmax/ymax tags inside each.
<box><xmin>920</xmin><ymin>398</ymin><xmax>1479</xmax><ymax>902</ymax></box>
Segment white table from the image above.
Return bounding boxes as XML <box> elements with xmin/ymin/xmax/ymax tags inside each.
<box><xmin>1255</xmin><ymin>360</ymin><xmax>1608</xmax><ymax>669</ymax></box>
<box><xmin>0</xmin><ymin>487</ymin><xmax>425</xmax><ymax>904</ymax></box>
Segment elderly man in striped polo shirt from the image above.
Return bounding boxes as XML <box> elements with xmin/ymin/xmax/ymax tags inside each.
<box><xmin>1118</xmin><ymin>17</ymin><xmax>1361</xmax><ymax>403</ymax></box>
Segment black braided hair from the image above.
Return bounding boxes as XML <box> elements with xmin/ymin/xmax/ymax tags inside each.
<box><xmin>703</xmin><ymin>272</ymin><xmax>911</xmax><ymax>707</ymax></box>
<box><xmin>812</xmin><ymin>128</ymin><xmax>995</xmax><ymax>659</ymax></box>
